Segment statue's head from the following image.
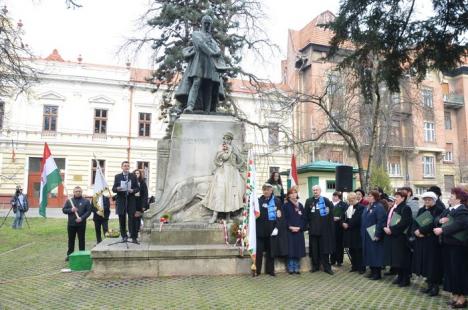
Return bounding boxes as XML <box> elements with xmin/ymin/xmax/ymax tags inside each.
<box><xmin>201</xmin><ymin>15</ymin><xmax>213</xmax><ymax>33</ymax></box>
<box><xmin>222</xmin><ymin>132</ymin><xmax>234</xmax><ymax>144</ymax></box>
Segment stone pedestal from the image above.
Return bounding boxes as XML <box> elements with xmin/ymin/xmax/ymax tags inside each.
<box><xmin>90</xmin><ymin>114</ymin><xmax>253</xmax><ymax>278</ymax></box>
<box><xmin>144</xmin><ymin>113</ymin><xmax>245</xmax><ymax>224</ymax></box>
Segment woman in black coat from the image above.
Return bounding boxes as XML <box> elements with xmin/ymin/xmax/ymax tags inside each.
<box><xmin>342</xmin><ymin>192</ymin><xmax>364</xmax><ymax>273</ymax></box>
<box><xmin>134</xmin><ymin>169</ymin><xmax>148</xmax><ymax>235</ymax></box>
<box><xmin>383</xmin><ymin>191</ymin><xmax>413</xmax><ymax>287</ymax></box>
<box><xmin>434</xmin><ymin>187</ymin><xmax>468</xmax><ymax>308</ymax></box>
<box><xmin>412</xmin><ymin>191</ymin><xmax>444</xmax><ymax>296</ymax></box>
<box><xmin>283</xmin><ymin>187</ymin><xmax>306</xmax><ymax>274</ymax></box>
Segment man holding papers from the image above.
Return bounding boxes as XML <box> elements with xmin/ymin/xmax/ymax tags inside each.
<box><xmin>112</xmin><ymin>161</ymin><xmax>140</xmax><ymax>243</ymax></box>
<box><xmin>383</xmin><ymin>191</ymin><xmax>413</xmax><ymax>287</ymax></box>
<box><xmin>361</xmin><ymin>190</ymin><xmax>386</xmax><ymax>280</ymax></box>
<box><xmin>412</xmin><ymin>191</ymin><xmax>444</xmax><ymax>296</ymax></box>
<box><xmin>433</xmin><ymin>187</ymin><xmax>468</xmax><ymax>308</ymax></box>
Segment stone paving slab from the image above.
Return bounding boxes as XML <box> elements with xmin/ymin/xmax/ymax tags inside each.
<box><xmin>0</xmin><ymin>218</ymin><xmax>451</xmax><ymax>309</ymax></box>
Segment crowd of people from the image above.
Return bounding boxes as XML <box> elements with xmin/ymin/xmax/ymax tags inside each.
<box><xmin>257</xmin><ymin>171</ymin><xmax>468</xmax><ymax>309</ymax></box>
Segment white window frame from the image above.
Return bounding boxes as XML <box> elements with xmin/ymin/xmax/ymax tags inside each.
<box><xmin>387</xmin><ymin>159</ymin><xmax>401</xmax><ymax>177</ymax></box>
<box><xmin>421</xmin><ymin>88</ymin><xmax>433</xmax><ymax>108</ymax></box>
<box><xmin>424</xmin><ymin>121</ymin><xmax>435</xmax><ymax>142</ymax></box>
<box><xmin>423</xmin><ymin>156</ymin><xmax>435</xmax><ymax>177</ymax></box>
<box><xmin>444</xmin><ymin>144</ymin><xmax>453</xmax><ymax>162</ymax></box>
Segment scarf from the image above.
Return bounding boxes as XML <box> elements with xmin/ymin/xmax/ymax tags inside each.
<box><xmin>345</xmin><ymin>204</ymin><xmax>355</xmax><ymax>219</ymax></box>
<box><xmin>318</xmin><ymin>196</ymin><xmax>327</xmax><ymax>217</ymax></box>
<box><xmin>267</xmin><ymin>196</ymin><xmax>277</xmax><ymax>221</ymax></box>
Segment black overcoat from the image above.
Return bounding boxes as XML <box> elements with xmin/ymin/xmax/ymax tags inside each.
<box><xmin>256</xmin><ymin>195</ymin><xmax>287</xmax><ymax>257</ymax></box>
<box><xmin>343</xmin><ymin>203</ymin><xmax>364</xmax><ymax>249</ymax></box>
<box><xmin>304</xmin><ymin>196</ymin><xmax>335</xmax><ymax>254</ymax></box>
<box><xmin>112</xmin><ymin>173</ymin><xmax>140</xmax><ymax>216</ymax></box>
<box><xmin>411</xmin><ymin>204</ymin><xmax>444</xmax><ymax>283</ymax></box>
<box><xmin>383</xmin><ymin>202</ymin><xmax>412</xmax><ymax>268</ymax></box>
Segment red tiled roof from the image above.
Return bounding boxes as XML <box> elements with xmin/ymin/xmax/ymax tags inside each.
<box><xmin>289</xmin><ymin>10</ymin><xmax>353</xmax><ymax>51</ymax></box>
<box><xmin>45</xmin><ymin>49</ymin><xmax>64</xmax><ymax>62</ymax></box>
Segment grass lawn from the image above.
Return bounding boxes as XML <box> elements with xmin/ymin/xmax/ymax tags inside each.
<box><xmin>0</xmin><ymin>218</ymin><xmax>450</xmax><ymax>309</ymax></box>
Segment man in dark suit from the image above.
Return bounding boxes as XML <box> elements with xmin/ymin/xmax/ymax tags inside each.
<box><xmin>305</xmin><ymin>185</ymin><xmax>335</xmax><ymax>275</ymax></box>
<box><xmin>112</xmin><ymin>161</ymin><xmax>140</xmax><ymax>243</ymax></box>
<box><xmin>62</xmin><ymin>186</ymin><xmax>91</xmax><ymax>261</ymax></box>
<box><xmin>256</xmin><ymin>183</ymin><xmax>283</xmax><ymax>276</ymax></box>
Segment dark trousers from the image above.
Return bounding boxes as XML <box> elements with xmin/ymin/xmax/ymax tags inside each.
<box><xmin>349</xmin><ymin>247</ymin><xmax>363</xmax><ymax>271</ymax></box>
<box><xmin>119</xmin><ymin>212</ymin><xmax>137</xmax><ymax>240</ymax></box>
<box><xmin>256</xmin><ymin>236</ymin><xmax>275</xmax><ymax>275</ymax></box>
<box><xmin>309</xmin><ymin>235</ymin><xmax>331</xmax><ymax>272</ymax></box>
<box><xmin>330</xmin><ymin>224</ymin><xmax>344</xmax><ymax>265</ymax></box>
<box><xmin>94</xmin><ymin>219</ymin><xmax>108</xmax><ymax>243</ymax></box>
<box><xmin>67</xmin><ymin>224</ymin><xmax>86</xmax><ymax>256</ymax></box>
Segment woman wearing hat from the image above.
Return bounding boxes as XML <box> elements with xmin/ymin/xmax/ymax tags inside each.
<box><xmin>412</xmin><ymin>191</ymin><xmax>445</xmax><ymax>296</ymax></box>
<box><xmin>434</xmin><ymin>187</ymin><xmax>468</xmax><ymax>308</ymax></box>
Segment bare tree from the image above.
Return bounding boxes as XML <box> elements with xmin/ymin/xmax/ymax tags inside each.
<box><xmin>0</xmin><ymin>4</ymin><xmax>35</xmax><ymax>97</ymax></box>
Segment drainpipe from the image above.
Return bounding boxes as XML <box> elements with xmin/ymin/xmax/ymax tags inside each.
<box><xmin>127</xmin><ymin>85</ymin><xmax>134</xmax><ymax>162</ymax></box>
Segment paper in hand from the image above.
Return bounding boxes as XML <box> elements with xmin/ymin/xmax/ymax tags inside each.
<box><xmin>271</xmin><ymin>228</ymin><xmax>278</xmax><ymax>236</ymax></box>
<box><xmin>119</xmin><ymin>180</ymin><xmax>132</xmax><ymax>192</ymax></box>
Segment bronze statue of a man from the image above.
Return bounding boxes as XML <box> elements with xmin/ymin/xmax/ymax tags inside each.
<box><xmin>174</xmin><ymin>15</ymin><xmax>227</xmax><ymax>113</ymax></box>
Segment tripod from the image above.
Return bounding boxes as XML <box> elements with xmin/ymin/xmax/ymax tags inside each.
<box><xmin>0</xmin><ymin>206</ymin><xmax>13</xmax><ymax>229</ymax></box>
<box><xmin>0</xmin><ymin>205</ymin><xmax>30</xmax><ymax>229</ymax></box>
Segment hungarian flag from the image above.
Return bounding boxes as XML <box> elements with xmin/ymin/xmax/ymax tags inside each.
<box><xmin>247</xmin><ymin>153</ymin><xmax>260</xmax><ymax>257</ymax></box>
<box><xmin>39</xmin><ymin>143</ymin><xmax>62</xmax><ymax>217</ymax></box>
<box><xmin>289</xmin><ymin>154</ymin><xmax>298</xmax><ymax>188</ymax></box>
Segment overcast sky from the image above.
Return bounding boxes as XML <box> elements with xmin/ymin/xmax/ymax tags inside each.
<box><xmin>4</xmin><ymin>0</ymin><xmax>432</xmax><ymax>81</ymax></box>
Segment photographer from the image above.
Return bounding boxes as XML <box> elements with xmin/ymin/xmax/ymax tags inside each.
<box><xmin>10</xmin><ymin>186</ymin><xmax>29</xmax><ymax>229</ymax></box>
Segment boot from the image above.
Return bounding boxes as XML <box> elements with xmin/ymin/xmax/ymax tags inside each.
<box><xmin>428</xmin><ymin>286</ymin><xmax>439</xmax><ymax>297</ymax></box>
<box><xmin>420</xmin><ymin>283</ymin><xmax>433</xmax><ymax>294</ymax></box>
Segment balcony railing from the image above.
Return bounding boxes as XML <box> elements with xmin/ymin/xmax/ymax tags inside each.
<box><xmin>443</xmin><ymin>93</ymin><xmax>464</xmax><ymax>109</ymax></box>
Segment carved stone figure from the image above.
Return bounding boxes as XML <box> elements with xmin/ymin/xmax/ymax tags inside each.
<box><xmin>205</xmin><ymin>132</ymin><xmax>246</xmax><ymax>223</ymax></box>
<box><xmin>174</xmin><ymin>15</ymin><xmax>228</xmax><ymax>113</ymax></box>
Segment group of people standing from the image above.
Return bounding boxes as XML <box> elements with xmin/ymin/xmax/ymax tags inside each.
<box><xmin>256</xmin><ymin>171</ymin><xmax>468</xmax><ymax>308</ymax></box>
<box><xmin>62</xmin><ymin>161</ymin><xmax>149</xmax><ymax>260</ymax></box>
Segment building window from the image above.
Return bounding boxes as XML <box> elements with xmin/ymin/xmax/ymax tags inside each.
<box><xmin>415</xmin><ymin>186</ymin><xmax>429</xmax><ymax>196</ymax></box>
<box><xmin>137</xmin><ymin>161</ymin><xmax>150</xmax><ymax>183</ymax></box>
<box><xmin>43</xmin><ymin>105</ymin><xmax>58</xmax><ymax>132</ymax></box>
<box><xmin>421</xmin><ymin>88</ymin><xmax>433</xmax><ymax>108</ymax></box>
<box><xmin>422</xmin><ymin>156</ymin><xmax>435</xmax><ymax>177</ymax></box>
<box><xmin>328</xmin><ymin>151</ymin><xmax>343</xmax><ymax>163</ymax></box>
<box><xmin>91</xmin><ymin>159</ymin><xmax>105</xmax><ymax>185</ymax></box>
<box><xmin>269</xmin><ymin>166</ymin><xmax>280</xmax><ymax>175</ymax></box>
<box><xmin>390</xmin><ymin>120</ymin><xmax>401</xmax><ymax>143</ymax></box>
<box><xmin>268</xmin><ymin>122</ymin><xmax>279</xmax><ymax>145</ymax></box>
<box><xmin>0</xmin><ymin>100</ymin><xmax>4</xmax><ymax>129</ymax></box>
<box><xmin>138</xmin><ymin>113</ymin><xmax>151</xmax><ymax>137</ymax></box>
<box><xmin>387</xmin><ymin>156</ymin><xmax>401</xmax><ymax>177</ymax></box>
<box><xmin>444</xmin><ymin>143</ymin><xmax>453</xmax><ymax>162</ymax></box>
<box><xmin>444</xmin><ymin>111</ymin><xmax>452</xmax><ymax>130</ymax></box>
<box><xmin>423</xmin><ymin>122</ymin><xmax>435</xmax><ymax>142</ymax></box>
<box><xmin>326</xmin><ymin>180</ymin><xmax>336</xmax><ymax>191</ymax></box>
<box><xmin>444</xmin><ymin>175</ymin><xmax>455</xmax><ymax>192</ymax></box>
<box><xmin>94</xmin><ymin>109</ymin><xmax>107</xmax><ymax>134</ymax></box>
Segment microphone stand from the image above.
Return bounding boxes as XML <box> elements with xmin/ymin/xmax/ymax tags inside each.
<box><xmin>108</xmin><ymin>175</ymin><xmax>134</xmax><ymax>248</ymax></box>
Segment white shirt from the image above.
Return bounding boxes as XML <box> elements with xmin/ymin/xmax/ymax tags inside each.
<box><xmin>450</xmin><ymin>204</ymin><xmax>461</xmax><ymax>211</ymax></box>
